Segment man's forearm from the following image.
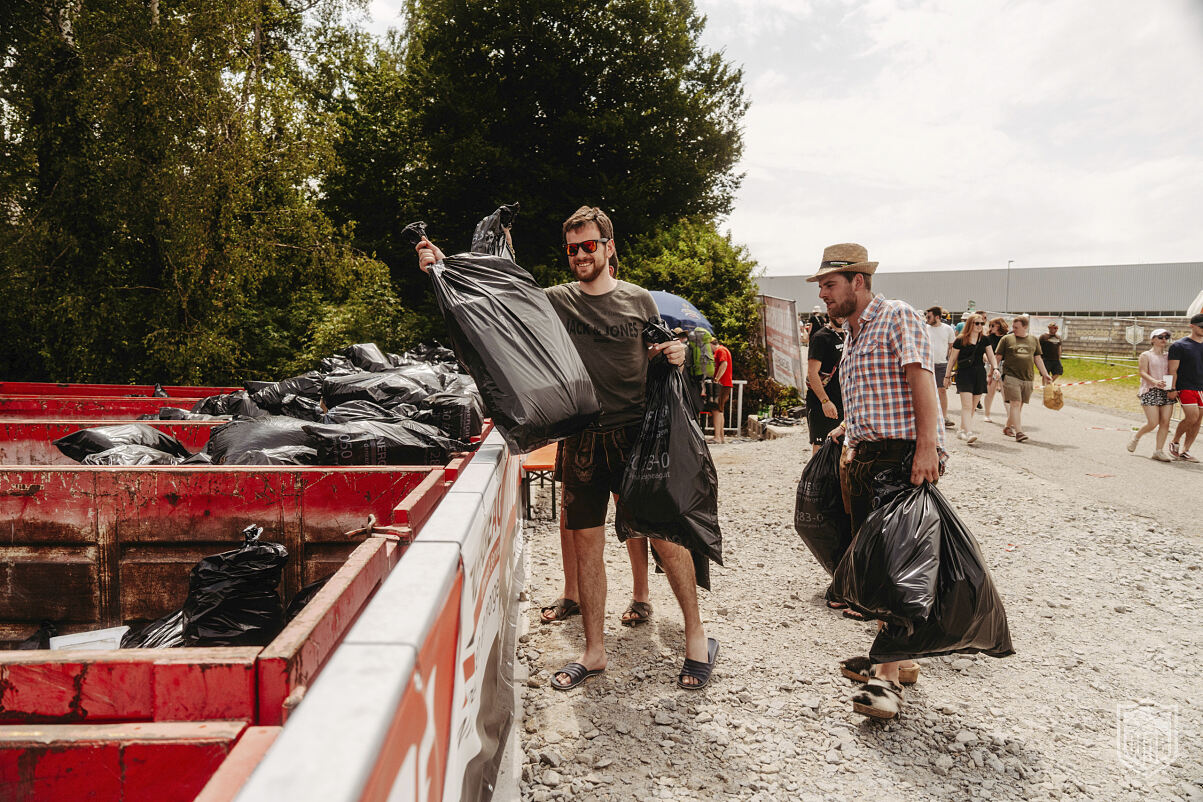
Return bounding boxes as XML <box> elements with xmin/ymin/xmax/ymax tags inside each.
<box><xmin>905</xmin><ymin>364</ymin><xmax>940</xmax><ymax>446</ymax></box>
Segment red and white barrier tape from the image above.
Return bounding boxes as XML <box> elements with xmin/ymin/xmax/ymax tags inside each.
<box><xmin>1058</xmin><ymin>373</ymin><xmax>1138</xmax><ymax>387</ymax></box>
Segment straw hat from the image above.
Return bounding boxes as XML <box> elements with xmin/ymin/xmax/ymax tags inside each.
<box><xmin>806</xmin><ymin>243</ymin><xmax>879</xmax><ymax>282</ymax></box>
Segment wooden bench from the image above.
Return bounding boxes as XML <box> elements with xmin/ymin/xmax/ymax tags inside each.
<box><xmin>520</xmin><ymin>443</ymin><xmax>558</xmax><ymax>520</ymax></box>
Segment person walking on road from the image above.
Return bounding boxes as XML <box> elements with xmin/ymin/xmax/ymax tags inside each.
<box><xmin>993</xmin><ymin>315</ymin><xmax>1053</xmax><ymax>443</ymax></box>
<box><xmin>809</xmin><ymin>242</ymin><xmax>945</xmax><ymax>720</ymax></box>
<box><xmin>944</xmin><ymin>312</ymin><xmax>1000</xmax><ymax>444</ymax></box>
<box><xmin>706</xmin><ymin>337</ymin><xmax>733</xmax><ymax>444</ymax></box>
<box><xmin>805</xmin><ymin>314</ymin><xmax>846</xmax><ymax>456</ymax></box>
<box><xmin>925</xmin><ymin>306</ymin><xmax>957</xmax><ymax>429</ymax></box>
<box><xmin>1040</xmin><ymin>322</ymin><xmax>1064</xmax><ymax>382</ymax></box>
<box><xmin>416</xmin><ymin>206</ymin><xmax>718</xmax><ymax>690</ymax></box>
<box><xmin>1130</xmin><ymin>328</ymin><xmax>1176</xmax><ymax>461</ymax></box>
<box><xmin>1167</xmin><ymin>313</ymin><xmax>1203</xmax><ymax>462</ymax></box>
<box><xmin>983</xmin><ymin>317</ymin><xmax>1010</xmax><ymax>423</ymax></box>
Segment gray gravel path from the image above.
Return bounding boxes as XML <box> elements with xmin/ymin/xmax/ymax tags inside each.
<box><xmin>514</xmin><ymin>398</ymin><xmax>1202</xmax><ymax>802</ymax></box>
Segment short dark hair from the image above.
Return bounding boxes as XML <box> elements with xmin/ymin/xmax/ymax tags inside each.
<box><xmin>836</xmin><ymin>270</ymin><xmax>872</xmax><ymax>292</ymax></box>
<box><xmin>926</xmin><ymin>306</ymin><xmax>943</xmax><ymax>318</ymax></box>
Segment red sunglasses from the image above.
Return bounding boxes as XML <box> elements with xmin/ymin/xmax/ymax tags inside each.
<box><xmin>565</xmin><ymin>238</ymin><xmax>610</xmax><ymax>257</ymax></box>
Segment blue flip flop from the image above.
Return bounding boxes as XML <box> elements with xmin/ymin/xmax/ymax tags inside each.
<box><xmin>550</xmin><ymin>662</ymin><xmax>604</xmax><ymax>691</ymax></box>
<box><xmin>677</xmin><ymin>638</ymin><xmax>719</xmax><ymax>690</ymax></box>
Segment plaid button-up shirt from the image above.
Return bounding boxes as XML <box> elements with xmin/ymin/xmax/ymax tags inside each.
<box><xmin>840</xmin><ymin>294</ymin><xmax>946</xmax><ymax>453</ymax></box>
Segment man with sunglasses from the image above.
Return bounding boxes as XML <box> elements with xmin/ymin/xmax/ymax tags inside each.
<box><xmin>416</xmin><ymin>206</ymin><xmax>718</xmax><ymax>691</ymax></box>
<box><xmin>1167</xmin><ymin>313</ymin><xmax>1203</xmax><ymax>462</ymax></box>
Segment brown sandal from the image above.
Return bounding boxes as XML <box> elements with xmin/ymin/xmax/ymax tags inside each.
<box><xmin>620</xmin><ymin>600</ymin><xmax>652</xmax><ymax>626</ymax></box>
<box><xmin>840</xmin><ymin>656</ymin><xmax>919</xmax><ymax>685</ymax></box>
<box><xmin>540</xmin><ymin>597</ymin><xmax>580</xmax><ymax>623</ymax></box>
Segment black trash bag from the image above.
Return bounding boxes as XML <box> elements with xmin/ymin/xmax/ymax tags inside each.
<box><xmin>406</xmin><ymin>342</ymin><xmax>458</xmax><ymax>365</ymax></box>
<box><xmin>205</xmin><ymin>416</ymin><xmax>317</xmax><ymax>464</ymax></box>
<box><xmin>244</xmin><ymin>380</ymin><xmax>274</xmax><ymax>394</ymax></box>
<box><xmin>82</xmin><ymin>445</ymin><xmax>185</xmax><ymax>466</ymax></box>
<box><xmin>341</xmin><ymin>343</ymin><xmax>393</xmax><ymax>372</ymax></box>
<box><xmin>393</xmin><ymin>363</ymin><xmax>444</xmax><ymax>394</ymax></box>
<box><xmin>182</xmin><ymin>451</ymin><xmax>214</xmax><ymax>465</ymax></box>
<box><xmin>153</xmin><ymin>383</ymin><xmax>169</xmax><ymax>398</ymax></box>
<box><xmin>138</xmin><ymin>407</ymin><xmax>229</xmax><ymax>421</ymax></box>
<box><xmin>615</xmin><ymin>319</ymin><xmax>722</xmax><ymax>590</ymax></box>
<box><xmin>182</xmin><ymin>524</ymin><xmax>288</xmax><ymax>647</ymax></box>
<box><xmin>471</xmin><ymin>202</ymin><xmax>520</xmax><ymax>261</ymax></box>
<box><xmin>831</xmin><ymin>473</ymin><xmax>942</xmax><ymax>628</ymax></box>
<box><xmin>285</xmin><ymin>574</ymin><xmax>334</xmax><ymax>622</ymax></box>
<box><xmin>17</xmin><ymin>620</ymin><xmax>57</xmax><ymax>650</ymax></box>
<box><xmin>227</xmin><ymin>446</ymin><xmax>319</xmax><ymax>466</ymax></box>
<box><xmin>321</xmin><ymin>370</ymin><xmax>429</xmax><ymax>409</ymax></box>
<box><xmin>121</xmin><ymin>609</ymin><xmax>185</xmax><ymax>648</ymax></box>
<box><xmin>192</xmin><ymin>390</ymin><xmax>269</xmax><ymax>419</ymax></box>
<box><xmin>440</xmin><ymin>372</ymin><xmax>477</xmax><ymax>394</ymax></box>
<box><xmin>54</xmin><ymin>424</ymin><xmax>192</xmax><ymax>462</ymax></box>
<box><xmin>416</xmin><ymin>390</ymin><xmax>485</xmax><ymax>441</ymax></box>
<box><xmin>323</xmin><ymin>399</ymin><xmax>413</xmax><ymax>424</ymax></box>
<box><xmin>318</xmin><ymin>354</ymin><xmax>354</xmax><ymax>373</ymax></box>
<box><xmin>868</xmin><ymin>485</ymin><xmax>1015</xmax><ymax>662</ymax></box>
<box><xmin>249</xmin><ymin>371</ymin><xmax>325</xmax><ymax>412</ymax></box>
<box><xmin>303</xmin><ymin>420</ymin><xmax>467</xmax><ymax>466</ymax></box>
<box><xmin>278</xmin><ymin>394</ymin><xmax>324</xmax><ymax>422</ymax></box>
<box><xmin>793</xmin><ymin>436</ymin><xmax>853</xmax><ymax>576</ymax></box>
<box><xmin>402</xmin><ymin>221</ymin><xmax>600</xmax><ymax>453</ymax></box>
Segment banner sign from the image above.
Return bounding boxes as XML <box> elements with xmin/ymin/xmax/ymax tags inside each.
<box><xmin>758</xmin><ymin>295</ymin><xmax>804</xmax><ymax>390</ymax></box>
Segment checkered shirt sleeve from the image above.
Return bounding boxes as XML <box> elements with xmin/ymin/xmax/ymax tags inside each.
<box><xmin>841</xmin><ymin>296</ymin><xmax>946</xmax><ymax>452</ymax></box>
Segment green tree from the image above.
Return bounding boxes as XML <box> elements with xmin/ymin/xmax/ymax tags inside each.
<box><xmin>326</xmin><ymin>0</ymin><xmax>746</xmax><ymax>288</ymax></box>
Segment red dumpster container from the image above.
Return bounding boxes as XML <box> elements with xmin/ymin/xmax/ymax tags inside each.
<box><xmin>0</xmin><ymin>420</ymin><xmax>221</xmax><ymax>465</ymax></box>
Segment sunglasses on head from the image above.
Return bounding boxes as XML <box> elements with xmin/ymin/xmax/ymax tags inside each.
<box><xmin>565</xmin><ymin>238</ymin><xmax>610</xmax><ymax>257</ymax></box>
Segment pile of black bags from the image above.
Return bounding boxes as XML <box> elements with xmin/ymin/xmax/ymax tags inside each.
<box><xmin>795</xmin><ymin>447</ymin><xmax>1014</xmax><ymax>662</ymax></box>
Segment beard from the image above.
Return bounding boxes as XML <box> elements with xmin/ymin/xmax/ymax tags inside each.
<box><xmin>572</xmin><ymin>257</ymin><xmax>606</xmax><ymax>283</ymax></box>
<box><xmin>826</xmin><ymin>295</ymin><xmax>857</xmax><ymax>319</ymax></box>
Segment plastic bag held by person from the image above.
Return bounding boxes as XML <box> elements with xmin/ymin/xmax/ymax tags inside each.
<box><xmin>181</xmin><ymin>524</ymin><xmax>288</xmax><ymax>647</ymax></box>
<box><xmin>831</xmin><ymin>474</ymin><xmax>942</xmax><ymax>627</ymax></box>
<box><xmin>1043</xmin><ymin>384</ymin><xmax>1064</xmax><ymax>411</ymax></box>
<box><xmin>869</xmin><ymin>485</ymin><xmax>1014</xmax><ymax>662</ymax></box>
<box><xmin>402</xmin><ymin>219</ymin><xmax>600</xmax><ymax>453</ymax></box>
<box><xmin>615</xmin><ymin>319</ymin><xmax>722</xmax><ymax>589</ymax></box>
<box><xmin>794</xmin><ymin>436</ymin><xmax>854</xmax><ymax>575</ymax></box>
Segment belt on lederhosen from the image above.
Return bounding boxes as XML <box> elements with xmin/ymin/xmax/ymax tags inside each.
<box><xmin>850</xmin><ymin>438</ymin><xmax>915</xmax><ymax>460</ymax></box>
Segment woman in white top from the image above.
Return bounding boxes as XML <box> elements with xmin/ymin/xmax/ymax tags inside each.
<box><xmin>1129</xmin><ymin>328</ymin><xmax>1175</xmax><ymax>461</ymax></box>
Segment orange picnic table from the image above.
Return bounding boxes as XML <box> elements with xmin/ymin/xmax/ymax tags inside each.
<box><xmin>520</xmin><ymin>443</ymin><xmax>558</xmax><ymax>520</ymax></box>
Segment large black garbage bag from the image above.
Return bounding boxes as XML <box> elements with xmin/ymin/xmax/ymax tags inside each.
<box><xmin>402</xmin><ymin>221</ymin><xmax>600</xmax><ymax>453</ymax></box>
<box><xmin>342</xmin><ymin>343</ymin><xmax>393</xmax><ymax>372</ymax></box>
<box><xmin>285</xmin><ymin>574</ymin><xmax>334</xmax><ymax>622</ymax></box>
<box><xmin>82</xmin><ymin>445</ymin><xmax>185</xmax><ymax>466</ymax></box>
<box><xmin>471</xmin><ymin>202</ymin><xmax>520</xmax><ymax>261</ymax></box>
<box><xmin>17</xmin><ymin>620</ymin><xmax>57</xmax><ymax>650</ymax></box>
<box><xmin>205</xmin><ymin>417</ymin><xmax>316</xmax><ymax>464</ymax></box>
<box><xmin>182</xmin><ymin>524</ymin><xmax>287</xmax><ymax>647</ymax></box>
<box><xmin>182</xmin><ymin>451</ymin><xmax>214</xmax><ymax>465</ymax></box>
<box><xmin>393</xmin><ymin>363</ymin><xmax>444</xmax><ymax>394</ymax></box>
<box><xmin>227</xmin><ymin>446</ymin><xmax>319</xmax><ymax>466</ymax></box>
<box><xmin>54</xmin><ymin>424</ymin><xmax>192</xmax><ymax>462</ymax></box>
<box><xmin>869</xmin><ymin>485</ymin><xmax>1015</xmax><ymax>662</ymax></box>
<box><xmin>615</xmin><ymin>320</ymin><xmax>722</xmax><ymax>590</ymax></box>
<box><xmin>278</xmin><ymin>394</ymin><xmax>324</xmax><ymax>422</ymax></box>
<box><xmin>321</xmin><ymin>370</ymin><xmax>428</xmax><ymax>409</ymax></box>
<box><xmin>793</xmin><ymin>436</ymin><xmax>853</xmax><ymax>575</ymax></box>
<box><xmin>303</xmin><ymin>420</ymin><xmax>467</xmax><ymax>466</ymax></box>
<box><xmin>831</xmin><ymin>475</ymin><xmax>941</xmax><ymax>628</ymax></box>
<box><xmin>249</xmin><ymin>371</ymin><xmax>325</xmax><ymax>412</ymax></box>
<box><xmin>319</xmin><ymin>354</ymin><xmax>354</xmax><ymax>373</ymax></box>
<box><xmin>192</xmin><ymin>390</ymin><xmax>268</xmax><ymax>419</ymax></box>
<box><xmin>406</xmin><ymin>342</ymin><xmax>458</xmax><ymax>365</ymax></box>
<box><xmin>323</xmin><ymin>399</ymin><xmax>413</xmax><ymax>424</ymax></box>
<box><xmin>138</xmin><ymin>407</ymin><xmax>229</xmax><ymax>421</ymax></box>
<box><xmin>416</xmin><ymin>390</ymin><xmax>485</xmax><ymax>441</ymax></box>
<box><xmin>121</xmin><ymin>609</ymin><xmax>185</xmax><ymax>648</ymax></box>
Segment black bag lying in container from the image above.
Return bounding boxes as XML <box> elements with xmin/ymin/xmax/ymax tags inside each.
<box><xmin>54</xmin><ymin>424</ymin><xmax>192</xmax><ymax>462</ymax></box>
<box><xmin>192</xmin><ymin>390</ymin><xmax>268</xmax><ymax>419</ymax></box>
<box><xmin>303</xmin><ymin>420</ymin><xmax>467</xmax><ymax>466</ymax></box>
<box><xmin>278</xmin><ymin>394</ymin><xmax>324</xmax><ymax>422</ymax></box>
<box><xmin>138</xmin><ymin>407</ymin><xmax>228</xmax><ymax>421</ymax></box>
<box><xmin>868</xmin><ymin>484</ymin><xmax>1015</xmax><ymax>662</ymax></box>
<box><xmin>205</xmin><ymin>417</ymin><xmax>316</xmax><ymax>464</ymax></box>
<box><xmin>342</xmin><ymin>343</ymin><xmax>393</xmax><ymax>372</ymax></box>
<box><xmin>393</xmin><ymin>363</ymin><xmax>444</xmax><ymax>394</ymax></box>
<box><xmin>121</xmin><ymin>609</ymin><xmax>185</xmax><ymax>648</ymax></box>
<box><xmin>321</xmin><ymin>371</ymin><xmax>428</xmax><ymax>409</ymax></box>
<box><xmin>249</xmin><ymin>371</ymin><xmax>325</xmax><ymax>411</ymax></box>
<box><xmin>831</xmin><ymin>472</ymin><xmax>941</xmax><ymax>628</ymax></box>
<box><xmin>182</xmin><ymin>524</ymin><xmax>287</xmax><ymax>647</ymax></box>
<box><xmin>227</xmin><ymin>446</ymin><xmax>319</xmax><ymax>466</ymax></box>
<box><xmin>17</xmin><ymin>620</ymin><xmax>57</xmax><ymax>650</ymax></box>
<box><xmin>323</xmin><ymin>400</ymin><xmax>413</xmax><ymax>424</ymax></box>
<box><xmin>794</xmin><ymin>436</ymin><xmax>853</xmax><ymax>576</ymax></box>
<box><xmin>402</xmin><ymin>220</ymin><xmax>600</xmax><ymax>453</ymax></box>
<box><xmin>82</xmin><ymin>445</ymin><xmax>185</xmax><ymax>466</ymax></box>
<box><xmin>406</xmin><ymin>342</ymin><xmax>458</xmax><ymax>365</ymax></box>
<box><xmin>615</xmin><ymin>320</ymin><xmax>722</xmax><ymax>590</ymax></box>
<box><xmin>416</xmin><ymin>390</ymin><xmax>485</xmax><ymax>441</ymax></box>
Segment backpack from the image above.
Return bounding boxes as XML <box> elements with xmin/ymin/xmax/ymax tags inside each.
<box><xmin>685</xmin><ymin>329</ymin><xmax>716</xmax><ymax>380</ymax></box>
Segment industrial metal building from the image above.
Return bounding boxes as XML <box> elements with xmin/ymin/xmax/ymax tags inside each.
<box><xmin>757</xmin><ymin>261</ymin><xmax>1202</xmax><ymax>317</ymax></box>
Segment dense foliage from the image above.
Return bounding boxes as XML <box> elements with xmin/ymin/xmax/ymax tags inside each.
<box><xmin>0</xmin><ymin>0</ymin><xmax>759</xmax><ymax>387</ymax></box>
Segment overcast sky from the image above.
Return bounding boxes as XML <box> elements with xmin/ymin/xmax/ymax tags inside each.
<box><xmin>362</xmin><ymin>0</ymin><xmax>1203</xmax><ymax>276</ymax></box>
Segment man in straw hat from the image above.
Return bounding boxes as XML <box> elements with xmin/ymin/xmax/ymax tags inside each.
<box><xmin>808</xmin><ymin>243</ymin><xmax>946</xmax><ymax>720</ymax></box>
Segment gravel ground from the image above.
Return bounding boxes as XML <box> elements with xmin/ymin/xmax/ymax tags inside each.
<box><xmin>514</xmin><ymin>398</ymin><xmax>1202</xmax><ymax>802</ymax></box>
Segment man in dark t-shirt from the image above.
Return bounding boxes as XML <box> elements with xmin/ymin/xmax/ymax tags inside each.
<box><xmin>1039</xmin><ymin>322</ymin><xmax>1064</xmax><ymax>381</ymax></box>
<box><xmin>805</xmin><ymin>316</ymin><xmax>845</xmax><ymax>454</ymax></box>
<box><xmin>1167</xmin><ymin>313</ymin><xmax>1203</xmax><ymax>462</ymax></box>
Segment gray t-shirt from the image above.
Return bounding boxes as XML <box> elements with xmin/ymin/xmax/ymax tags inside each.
<box><xmin>545</xmin><ymin>280</ymin><xmax>659</xmax><ymax>429</ymax></box>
